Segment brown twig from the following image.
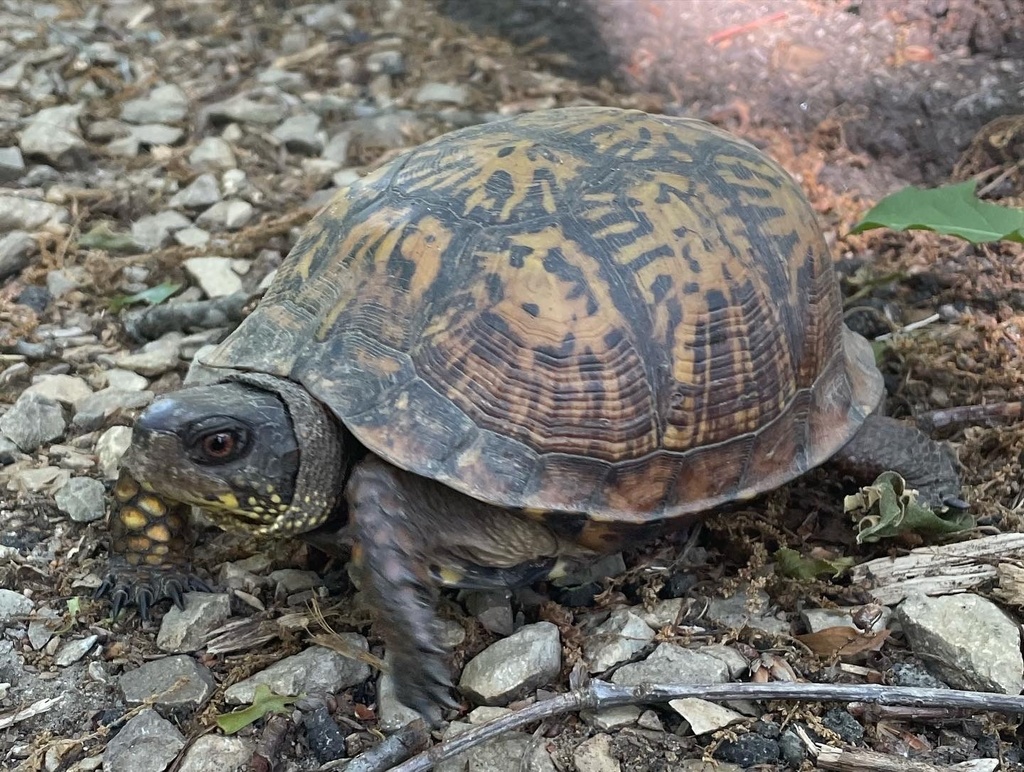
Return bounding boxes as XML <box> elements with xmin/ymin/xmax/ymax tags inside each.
<box><xmin>346</xmin><ymin>680</ymin><xmax>1024</xmax><ymax>772</ymax></box>
<box><xmin>707</xmin><ymin>11</ymin><xmax>787</xmax><ymax>45</ymax></box>
<box><xmin>320</xmin><ymin>722</ymin><xmax>430</xmax><ymax>772</ymax></box>
<box><xmin>914</xmin><ymin>402</ymin><xmax>1023</xmax><ymax>434</ymax></box>
<box><xmin>815</xmin><ymin>745</ymin><xmax>962</xmax><ymax>772</ymax></box>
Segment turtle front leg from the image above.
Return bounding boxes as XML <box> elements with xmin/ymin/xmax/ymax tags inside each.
<box><xmin>346</xmin><ymin>457</ymin><xmax>581</xmax><ymax>724</ymax></box>
<box><xmin>94</xmin><ymin>470</ymin><xmax>211</xmax><ymax>619</ymax></box>
<box><xmin>346</xmin><ymin>460</ymin><xmax>459</xmax><ymax>725</ymax></box>
<box><xmin>832</xmin><ymin>414</ymin><xmax>966</xmax><ymax>510</ymax></box>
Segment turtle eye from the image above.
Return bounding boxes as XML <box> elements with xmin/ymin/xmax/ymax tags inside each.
<box><xmin>196</xmin><ymin>429</ymin><xmax>247</xmax><ymax>464</ymax></box>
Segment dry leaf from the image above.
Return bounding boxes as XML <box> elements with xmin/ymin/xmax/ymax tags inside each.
<box><xmin>796</xmin><ymin>625</ymin><xmax>891</xmax><ymax>659</ymax></box>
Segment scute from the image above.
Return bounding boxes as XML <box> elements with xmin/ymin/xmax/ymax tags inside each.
<box><xmin>201</xmin><ymin>106</ymin><xmax>883</xmax><ymax>523</ymax></box>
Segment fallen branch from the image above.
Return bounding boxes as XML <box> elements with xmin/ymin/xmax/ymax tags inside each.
<box><xmin>121</xmin><ymin>290</ymin><xmax>256</xmax><ymax>341</ymax></box>
<box><xmin>814</xmin><ymin>744</ymin><xmax>996</xmax><ymax>772</ymax></box>
<box><xmin>850</xmin><ymin>531</ymin><xmax>1024</xmax><ymax>604</ymax></box>
<box><xmin>320</xmin><ymin>722</ymin><xmax>429</xmax><ymax>772</ymax></box>
<box><xmin>343</xmin><ymin>680</ymin><xmax>1024</xmax><ymax>772</ymax></box>
<box><xmin>914</xmin><ymin>401</ymin><xmax>1023</xmax><ymax>434</ymax></box>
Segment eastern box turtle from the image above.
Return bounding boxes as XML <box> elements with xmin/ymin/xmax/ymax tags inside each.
<box><xmin>98</xmin><ymin>106</ymin><xmax>963</xmax><ymax>722</ymax></box>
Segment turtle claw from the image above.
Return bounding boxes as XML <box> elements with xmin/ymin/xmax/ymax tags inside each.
<box><xmin>390</xmin><ymin>642</ymin><xmax>460</xmax><ymax>727</ymax></box>
<box><xmin>942</xmin><ymin>494</ymin><xmax>970</xmax><ymax>511</ymax></box>
<box><xmin>94</xmin><ymin>562</ymin><xmax>211</xmax><ymax>622</ymax></box>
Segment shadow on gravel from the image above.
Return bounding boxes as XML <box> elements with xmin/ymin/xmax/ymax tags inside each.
<box><xmin>435</xmin><ymin>0</ymin><xmax>1024</xmax><ymax>185</ymax></box>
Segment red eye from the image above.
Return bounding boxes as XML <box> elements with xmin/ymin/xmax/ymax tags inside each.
<box><xmin>201</xmin><ymin>432</ymin><xmax>236</xmax><ymax>459</ymax></box>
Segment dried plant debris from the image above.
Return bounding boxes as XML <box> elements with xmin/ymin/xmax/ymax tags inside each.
<box><xmin>0</xmin><ymin>0</ymin><xmax>1022</xmax><ymax>770</ymax></box>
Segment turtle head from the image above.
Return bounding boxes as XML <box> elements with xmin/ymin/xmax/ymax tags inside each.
<box><xmin>122</xmin><ymin>375</ymin><xmax>344</xmax><ymax>536</ymax></box>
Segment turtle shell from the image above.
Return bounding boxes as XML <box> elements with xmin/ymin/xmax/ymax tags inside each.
<box><xmin>201</xmin><ymin>106</ymin><xmax>883</xmax><ymax>528</ymax></box>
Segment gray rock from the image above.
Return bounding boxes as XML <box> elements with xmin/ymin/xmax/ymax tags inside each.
<box><xmin>224</xmin><ymin>641</ymin><xmax>371</xmax><ymax>704</ymax></box>
<box><xmin>157</xmin><ymin>593</ymin><xmax>232</xmax><ymax>653</ymax></box>
<box><xmin>86</xmin><ymin>118</ymin><xmax>131</xmax><ymax>141</ymax></box>
<box><xmin>272</xmin><ymin>113</ymin><xmax>326</xmax><ymax>155</ymax></box>
<box><xmin>196</xmin><ymin>199</ymin><xmax>254</xmax><ymax>230</ymax></box>
<box><xmin>27</xmin><ymin>607</ymin><xmax>59</xmax><ymax>649</ymax></box>
<box><xmin>573</xmin><ymin>733</ymin><xmax>620</xmax><ymax>772</ymax></box>
<box><xmin>301</xmin><ymin>3</ymin><xmax>356</xmax><ymax>30</ymax></box>
<box><xmin>130</xmin><ymin>123</ymin><xmax>185</xmax><ymax>147</ymax></box>
<box><xmin>121</xmin><ymin>84</ymin><xmax>189</xmax><ymax>124</ymax></box>
<box><xmin>895</xmin><ymin>593</ymin><xmax>1024</xmax><ymax>694</ymax></box>
<box><xmin>585</xmin><ymin>609</ymin><xmax>655</xmax><ymax>673</ymax></box>
<box><xmin>436</xmin><ymin>722</ymin><xmax>557</xmax><ymax>772</ymax></box>
<box><xmin>221</xmin><ymin>168</ymin><xmax>248</xmax><ymax>196</ymax></box>
<box><xmin>269</xmin><ymin>569</ymin><xmax>320</xmax><ymax>595</ymax></box>
<box><xmin>53</xmin><ymin>634</ymin><xmax>99</xmax><ymax>666</ymax></box>
<box><xmin>189</xmin><ymin>137</ymin><xmax>236</xmax><ymax>171</ymax></box>
<box><xmin>414</xmin><ymin>82</ymin><xmax>469</xmax><ymax>105</ymax></box>
<box><xmin>346</xmin><ymin>112</ymin><xmax>425</xmax><ymax>161</ymax></box>
<box><xmin>93</xmin><ymin>426</ymin><xmax>131</xmax><ymax>478</ymax></box>
<box><xmin>0</xmin><ymin>195</ymin><xmax>66</xmax><ymax>231</ymax></box>
<box><xmin>0</xmin><ymin>146</ymin><xmax>25</xmax><ymax>182</ymax></box>
<box><xmin>206</xmin><ymin>96</ymin><xmax>288</xmax><ymax>126</ymax></box>
<box><xmin>632</xmin><ymin>598</ymin><xmax>683</xmax><ymax>630</ymax></box>
<box><xmin>169</xmin><ymin>173</ymin><xmax>222</xmax><ymax>209</ymax></box>
<box><xmin>54</xmin><ymin>476</ymin><xmax>106</xmax><ymax>522</ymax></box>
<box><xmin>119</xmin><ymin>655</ymin><xmax>217</xmax><ymax>709</ymax></box>
<box><xmin>704</xmin><ymin>588</ymin><xmax>790</xmax><ymax>637</ymax></box>
<box><xmin>459</xmin><ymin>621</ymin><xmax>561</xmax><ymax>706</ymax></box>
<box><xmin>366</xmin><ymin>50</ymin><xmax>405</xmax><ymax>76</ymax></box>
<box><xmin>24</xmin><ymin>373</ymin><xmax>93</xmax><ymax>408</ymax></box>
<box><xmin>701</xmin><ymin>645</ymin><xmax>750</xmax><ymax>680</ymax></box>
<box><xmin>0</xmin><ymin>435</ymin><xmax>20</xmax><ymax>465</ymax></box>
<box><xmin>132</xmin><ymin>210</ymin><xmax>193</xmax><ymax>250</ymax></box>
<box><xmin>184</xmin><ymin>256</ymin><xmax>243</xmax><ymax>297</ymax></box>
<box><xmin>0</xmin><ymin>230</ymin><xmax>34</xmax><ymax>281</ymax></box>
<box><xmin>257</xmin><ymin>68</ymin><xmax>308</xmax><ymax>91</ymax></box>
<box><xmin>670</xmin><ymin>697</ymin><xmax>744</xmax><ymax>735</ymax></box>
<box><xmin>321</xmin><ymin>131</ymin><xmax>352</xmax><ymax>165</ymax></box>
<box><xmin>611</xmin><ymin>643</ymin><xmax>731</xmax><ymax>687</ymax></box>
<box><xmin>174</xmin><ymin>226</ymin><xmax>210</xmax><ymax>248</ymax></box>
<box><xmin>178</xmin><ymin>735</ymin><xmax>253</xmax><ymax>772</ymax></box>
<box><xmin>103</xmin><ymin>708</ymin><xmax>185</xmax><ymax>772</ymax></box>
<box><xmin>103</xmin><ymin>369</ymin><xmax>149</xmax><ymax>391</ymax></box>
<box><xmin>715</xmin><ymin>735</ymin><xmax>780</xmax><ymax>766</ymax></box>
<box><xmin>637</xmin><ymin>709</ymin><xmax>664</xmax><ymax>731</ymax></box>
<box><xmin>116</xmin><ymin>335</ymin><xmax>182</xmax><ymax>376</ymax></box>
<box><xmin>0</xmin><ymin>392</ymin><xmax>66</xmax><ymax>451</ymax></box>
<box><xmin>10</xmin><ymin>465</ymin><xmax>68</xmax><ymax>494</ymax></box>
<box><xmin>46</xmin><ymin>268</ymin><xmax>82</xmax><ymax>298</ymax></box>
<box><xmin>19</xmin><ymin>104</ymin><xmax>86</xmax><ymax>167</ymax></box>
<box><xmin>0</xmin><ymin>589</ymin><xmax>33</xmax><ymax>619</ymax></box>
<box><xmin>585</xmin><ymin>705</ymin><xmax>640</xmax><ymax>730</ymax></box>
<box><xmin>0</xmin><ymin>60</ymin><xmax>25</xmax><ymax>91</ymax></box>
<box><xmin>72</xmin><ymin>388</ymin><xmax>154</xmax><ymax>432</ymax></box>
<box><xmin>801</xmin><ymin>606</ymin><xmax>891</xmax><ymax>634</ymax></box>
<box><xmin>464</xmin><ymin>589</ymin><xmax>514</xmax><ymax>636</ymax></box>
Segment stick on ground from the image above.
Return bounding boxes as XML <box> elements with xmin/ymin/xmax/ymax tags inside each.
<box><xmin>339</xmin><ymin>680</ymin><xmax>1024</xmax><ymax>772</ymax></box>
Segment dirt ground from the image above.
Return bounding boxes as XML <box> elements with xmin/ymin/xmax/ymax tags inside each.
<box><xmin>1</xmin><ymin>0</ymin><xmax>1023</xmax><ymax>770</ymax></box>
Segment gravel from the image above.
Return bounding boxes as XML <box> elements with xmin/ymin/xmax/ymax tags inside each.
<box><xmin>1</xmin><ymin>0</ymin><xmax>1021</xmax><ymax>768</ymax></box>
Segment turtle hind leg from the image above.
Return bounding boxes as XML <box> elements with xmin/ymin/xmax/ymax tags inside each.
<box><xmin>832</xmin><ymin>413</ymin><xmax>966</xmax><ymax>510</ymax></box>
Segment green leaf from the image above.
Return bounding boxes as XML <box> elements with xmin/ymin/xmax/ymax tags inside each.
<box><xmin>775</xmin><ymin>547</ymin><xmax>854</xmax><ymax>580</ymax></box>
<box><xmin>844</xmin><ymin>471</ymin><xmax>974</xmax><ymax>544</ymax></box>
<box><xmin>108</xmin><ymin>280</ymin><xmax>181</xmax><ymax>312</ymax></box>
<box><xmin>215</xmin><ymin>685</ymin><xmax>297</xmax><ymax>734</ymax></box>
<box><xmin>79</xmin><ymin>222</ymin><xmax>140</xmax><ymax>253</ymax></box>
<box><xmin>850</xmin><ymin>181</ymin><xmax>1024</xmax><ymax>244</ymax></box>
